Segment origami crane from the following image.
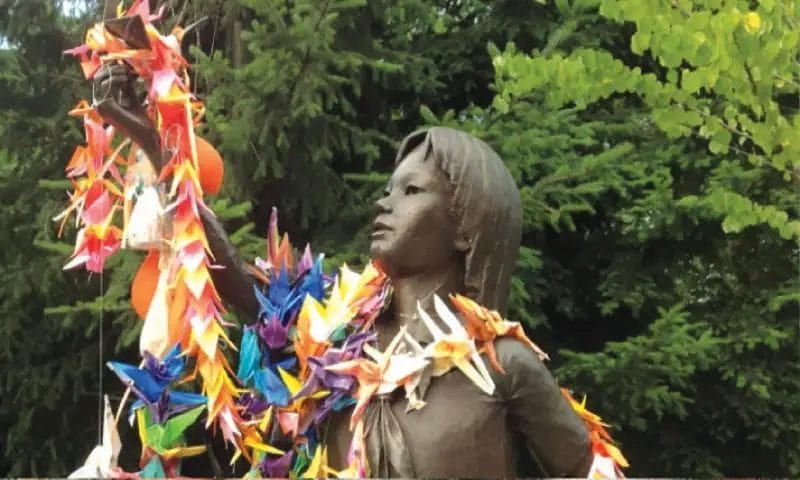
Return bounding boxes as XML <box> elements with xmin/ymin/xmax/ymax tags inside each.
<box><xmin>258</xmin><ymin>450</ymin><xmax>293</xmax><ymax>478</ymax></box>
<box><xmin>561</xmin><ymin>388</ymin><xmax>629</xmax><ymax>471</ymax></box>
<box><xmin>54</xmin><ymin>134</ymin><xmax>127</xmax><ymax>237</ymax></box>
<box><xmin>450</xmin><ymin>293</ymin><xmax>549</xmax><ymax>373</ymax></box>
<box><xmin>252</xmin><ymin>255</ymin><xmax>326</xmax><ymax>350</ymax></box>
<box><xmin>265</xmin><ymin>207</ymin><xmax>295</xmax><ymax>274</ymax></box>
<box><xmin>107</xmin><ymin>344</ymin><xmax>207</xmax><ymax>424</ymax></box>
<box><xmin>62</xmin><ymin>210</ymin><xmax>122</xmax><ymax>273</ymax></box>
<box><xmin>325</xmin><ymin>327</ymin><xmax>429</xmax><ymax>430</ymax></box>
<box><xmin>588</xmin><ymin>453</ymin><xmax>623</xmax><ymax>479</ymax></box>
<box><xmin>136</xmin><ymin>405</ymin><xmax>207</xmax><ymax>459</ymax></box>
<box><xmin>294</xmin><ymin>331</ymin><xmax>375</xmax><ymax>423</ymax></box>
<box><xmin>68</xmin><ymin>396</ymin><xmax>121</xmax><ymax>479</ymax></box>
<box><xmin>395</xmin><ymin>330</ymin><xmax>430</xmax><ymax>412</ymax></box>
<box><xmin>135</xmin><ymin>404</ymin><xmax>208</xmax><ymax>478</ymax></box>
<box><xmin>237</xmin><ymin>327</ymin><xmax>263</xmax><ymax>386</ymax></box>
<box><xmin>276</xmin><ymin>367</ymin><xmax>329</xmax><ymax>433</ymax></box>
<box><xmin>293</xmin><ymin>263</ymin><xmax>388</xmax><ymax>372</ymax></box>
<box><xmin>300</xmin><ymin>445</ymin><xmax>329</xmax><ymax>478</ymax></box>
<box><xmin>231</xmin><ymin>405</ymin><xmax>289</xmax><ymax>475</ymax></box>
<box><xmin>418</xmin><ymin>295</ymin><xmax>496</xmax><ymax>396</ymax></box>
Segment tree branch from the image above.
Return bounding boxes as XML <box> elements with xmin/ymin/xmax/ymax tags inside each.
<box><xmin>285</xmin><ymin>0</ymin><xmax>333</xmax><ymax>105</ymax></box>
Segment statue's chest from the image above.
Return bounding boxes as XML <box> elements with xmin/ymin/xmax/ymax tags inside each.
<box><xmin>326</xmin><ymin>370</ymin><xmax>515</xmax><ymax>477</ymax></box>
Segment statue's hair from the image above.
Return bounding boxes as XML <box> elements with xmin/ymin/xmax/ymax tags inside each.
<box><xmin>395</xmin><ymin>127</ymin><xmax>522</xmax><ymax>314</ymax></box>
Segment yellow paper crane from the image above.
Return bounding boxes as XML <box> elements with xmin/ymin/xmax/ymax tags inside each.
<box><xmin>561</xmin><ymin>388</ymin><xmax>629</xmax><ymax>470</ymax></box>
<box><xmin>417</xmin><ymin>295</ymin><xmax>496</xmax><ymax>395</ymax></box>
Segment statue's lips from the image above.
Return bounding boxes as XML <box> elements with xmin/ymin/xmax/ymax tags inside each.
<box><xmin>371</xmin><ymin>220</ymin><xmax>392</xmax><ymax>237</ymax></box>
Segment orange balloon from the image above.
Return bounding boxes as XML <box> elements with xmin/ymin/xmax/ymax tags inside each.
<box><xmin>131</xmin><ymin>250</ymin><xmax>160</xmax><ymax>319</ymax></box>
<box><xmin>195</xmin><ymin>136</ymin><xmax>224</xmax><ymax>195</ymax></box>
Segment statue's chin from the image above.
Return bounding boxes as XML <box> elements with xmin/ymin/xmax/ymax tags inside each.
<box><xmin>369</xmin><ymin>241</ymin><xmax>388</xmax><ymax>264</ymax></box>
<box><xmin>369</xmin><ymin>239</ymin><xmax>399</xmax><ymax>276</ymax></box>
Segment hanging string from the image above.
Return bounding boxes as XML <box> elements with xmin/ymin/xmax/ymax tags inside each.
<box><xmin>97</xmin><ymin>0</ymin><xmax>110</xmax><ymax>447</ymax></box>
<box><xmin>98</xmin><ymin>242</ymin><xmax>104</xmax><ymax>445</ymax></box>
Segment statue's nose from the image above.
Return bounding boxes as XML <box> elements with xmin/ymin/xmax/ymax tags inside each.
<box><xmin>375</xmin><ymin>195</ymin><xmax>392</xmax><ymax>214</ymax></box>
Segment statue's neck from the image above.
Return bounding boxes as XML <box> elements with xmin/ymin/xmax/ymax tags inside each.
<box><xmin>378</xmin><ymin>263</ymin><xmax>465</xmax><ymax>346</ymax></box>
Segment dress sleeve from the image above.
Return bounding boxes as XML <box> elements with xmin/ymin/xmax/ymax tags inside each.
<box><xmin>199</xmin><ymin>207</ymin><xmax>259</xmax><ymax>319</ymax></box>
<box><xmin>494</xmin><ymin>336</ymin><xmax>593</xmax><ymax>477</ymax></box>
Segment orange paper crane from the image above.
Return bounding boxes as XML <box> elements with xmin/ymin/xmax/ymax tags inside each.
<box><xmin>449</xmin><ymin>293</ymin><xmax>549</xmax><ymax>374</ymax></box>
<box><xmin>561</xmin><ymin>388</ymin><xmax>629</xmax><ymax>471</ymax></box>
<box><xmin>128</xmin><ymin>15</ymin><xmax>245</xmax><ymax>455</ymax></box>
<box><xmin>164</xmin><ymin>130</ymin><xmax>244</xmax><ymax>450</ymax></box>
<box><xmin>54</xmin><ymin>102</ymin><xmax>130</xmax><ymax>273</ymax></box>
<box><xmin>325</xmin><ymin>327</ymin><xmax>429</xmax><ymax>430</ymax></box>
<box><xmin>61</xmin><ymin>0</ymin><xmax>246</xmax><ymax>460</ymax></box>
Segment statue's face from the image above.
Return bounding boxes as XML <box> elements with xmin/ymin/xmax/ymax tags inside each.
<box><xmin>369</xmin><ymin>144</ymin><xmax>463</xmax><ymax>277</ymax></box>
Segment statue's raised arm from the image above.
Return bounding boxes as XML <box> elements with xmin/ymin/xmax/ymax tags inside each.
<box><xmin>93</xmin><ymin>64</ymin><xmax>258</xmax><ymax>319</ymax></box>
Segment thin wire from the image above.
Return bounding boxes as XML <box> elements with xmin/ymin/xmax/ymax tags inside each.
<box><xmin>99</xmin><ymin>0</ymin><xmax>109</xmax><ymax>440</ymax></box>
<box><xmin>96</xmin><ymin>0</ymin><xmax>109</xmax><ymax>443</ymax></box>
<box><xmin>98</xmin><ymin>259</ymin><xmax>104</xmax><ymax>445</ymax></box>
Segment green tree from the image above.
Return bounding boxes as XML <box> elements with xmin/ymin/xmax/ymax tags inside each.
<box><xmin>0</xmin><ymin>1</ymin><xmax>258</xmax><ymax>475</ymax></box>
<box><xmin>430</xmin><ymin>0</ymin><xmax>800</xmax><ymax>475</ymax></box>
<box><xmin>2</xmin><ymin>0</ymin><xmax>798</xmax><ymax>477</ymax></box>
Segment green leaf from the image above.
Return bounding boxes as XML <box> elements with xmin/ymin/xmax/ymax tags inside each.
<box><xmin>631</xmin><ymin>31</ymin><xmax>650</xmax><ymax>54</ymax></box>
<box><xmin>37</xmin><ymin>179</ymin><xmax>72</xmax><ymax>190</ymax></box>
<box><xmin>419</xmin><ymin>105</ymin><xmax>439</xmax><ymax>125</ymax></box>
<box><xmin>433</xmin><ymin>17</ymin><xmax>446</xmax><ymax>34</ymax></box>
<box><xmin>682</xmin><ymin>69</ymin><xmax>702</xmax><ymax>93</ymax></box>
<box><xmin>492</xmin><ymin>96</ymin><xmax>510</xmax><ymax>114</ymax></box>
<box><xmin>555</xmin><ymin>0</ymin><xmax>571</xmax><ymax>15</ymax></box>
<box><xmin>709</xmin><ymin>128</ymin><xmax>731</xmax><ymax>154</ymax></box>
<box><xmin>33</xmin><ymin>240</ymin><xmax>73</xmax><ymax>255</ymax></box>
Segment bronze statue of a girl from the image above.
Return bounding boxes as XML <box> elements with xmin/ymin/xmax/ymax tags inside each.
<box><xmin>95</xmin><ymin>65</ymin><xmax>594</xmax><ymax>477</ymax></box>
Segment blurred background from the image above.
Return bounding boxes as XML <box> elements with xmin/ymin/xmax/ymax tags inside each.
<box><xmin>0</xmin><ymin>0</ymin><xmax>798</xmax><ymax>476</ymax></box>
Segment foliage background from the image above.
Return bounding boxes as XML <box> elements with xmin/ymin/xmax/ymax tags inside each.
<box><xmin>0</xmin><ymin>0</ymin><xmax>797</xmax><ymax>476</ymax></box>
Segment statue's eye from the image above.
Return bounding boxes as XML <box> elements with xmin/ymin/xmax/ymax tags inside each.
<box><xmin>405</xmin><ymin>185</ymin><xmax>422</xmax><ymax>195</ymax></box>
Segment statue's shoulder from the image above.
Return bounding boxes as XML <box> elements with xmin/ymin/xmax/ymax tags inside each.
<box><xmin>493</xmin><ymin>335</ymin><xmax>544</xmax><ymax>359</ymax></box>
<box><xmin>446</xmin><ymin>293</ymin><xmax>551</xmax><ymax>380</ymax></box>
<box><xmin>492</xmin><ymin>336</ymin><xmax>550</xmax><ymax>379</ymax></box>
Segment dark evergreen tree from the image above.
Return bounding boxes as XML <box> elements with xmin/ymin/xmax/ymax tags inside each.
<box><xmin>0</xmin><ymin>0</ymin><xmax>797</xmax><ymax>476</ymax></box>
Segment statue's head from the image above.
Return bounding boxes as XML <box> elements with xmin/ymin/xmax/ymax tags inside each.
<box><xmin>370</xmin><ymin>127</ymin><xmax>522</xmax><ymax>314</ymax></box>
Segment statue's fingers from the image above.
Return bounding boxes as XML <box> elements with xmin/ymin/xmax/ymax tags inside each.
<box><xmin>104</xmin><ymin>75</ymin><xmax>132</xmax><ymax>89</ymax></box>
<box><xmin>95</xmin><ymin>79</ymin><xmax>121</xmax><ymax>99</ymax></box>
<box><xmin>93</xmin><ymin>66</ymin><xmax>112</xmax><ymax>82</ymax></box>
<box><xmin>119</xmin><ymin>66</ymin><xmax>138</xmax><ymax>80</ymax></box>
<box><xmin>94</xmin><ymin>63</ymin><xmax>135</xmax><ymax>85</ymax></box>
<box><xmin>92</xmin><ymin>70</ymin><xmax>119</xmax><ymax>94</ymax></box>
<box><xmin>107</xmin><ymin>61</ymin><xmax>134</xmax><ymax>75</ymax></box>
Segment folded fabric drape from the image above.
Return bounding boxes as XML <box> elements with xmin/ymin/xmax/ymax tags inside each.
<box><xmin>365</xmin><ymin>394</ymin><xmax>415</xmax><ymax>477</ymax></box>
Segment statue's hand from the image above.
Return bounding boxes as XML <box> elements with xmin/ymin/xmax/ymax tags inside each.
<box><xmin>93</xmin><ymin>62</ymin><xmax>163</xmax><ymax>167</ymax></box>
<box><xmin>93</xmin><ymin>62</ymin><xmax>141</xmax><ymax>110</ymax></box>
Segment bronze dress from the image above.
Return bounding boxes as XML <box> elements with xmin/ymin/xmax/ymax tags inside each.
<box><xmin>325</xmin><ymin>336</ymin><xmax>593</xmax><ymax>477</ymax></box>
